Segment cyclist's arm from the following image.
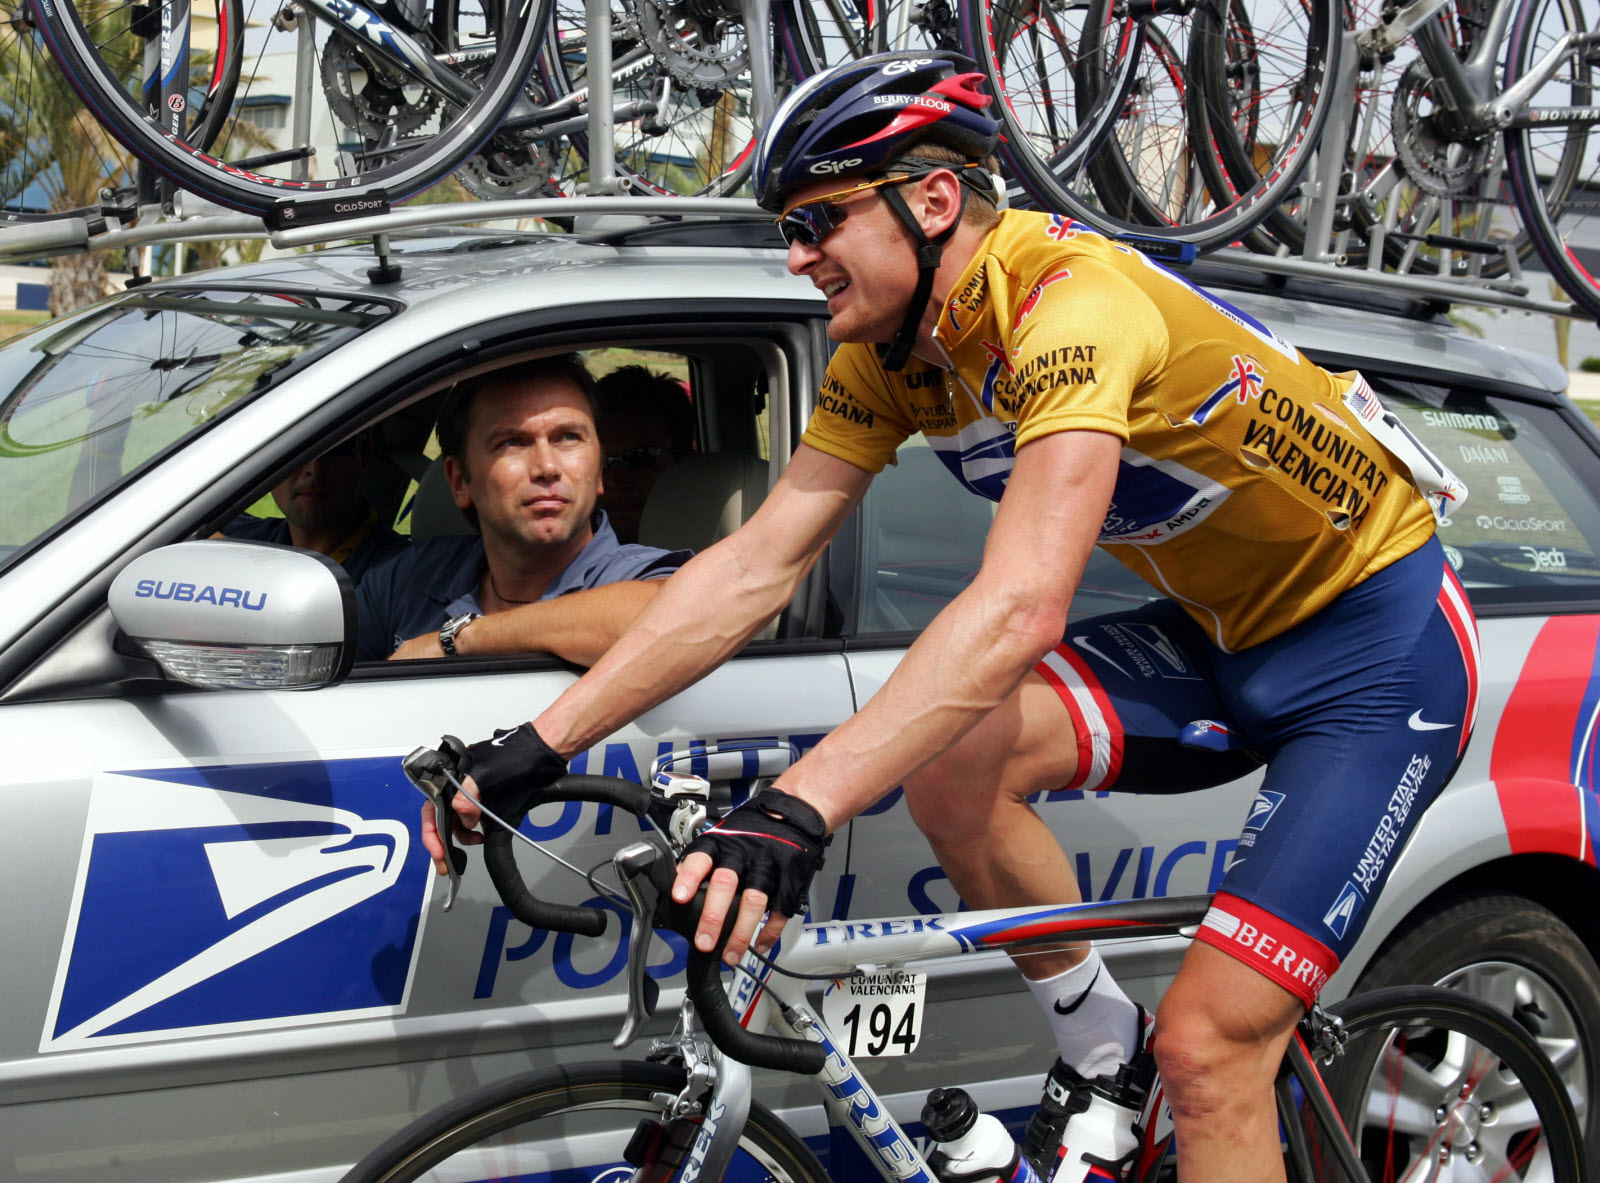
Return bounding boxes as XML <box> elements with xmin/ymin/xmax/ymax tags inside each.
<box><xmin>531</xmin><ymin>444</ymin><xmax>873</xmax><ymax>748</ymax></box>
<box><xmin>387</xmin><ymin>580</ymin><xmax>667</xmax><ymax>665</ymax></box>
<box><xmin>417</xmin><ymin>444</ymin><xmax>875</xmax><ymax>867</ymax></box>
<box><xmin>682</xmin><ymin>427</ymin><xmax>1123</xmax><ymax>960</ymax></box>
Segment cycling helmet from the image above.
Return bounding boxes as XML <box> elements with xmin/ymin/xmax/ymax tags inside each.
<box><xmin>754</xmin><ymin>51</ymin><xmax>1000</xmax><ymax>213</ymax></box>
<box><xmin>754</xmin><ymin>51</ymin><xmax>1002</xmax><ymax>371</ymax></box>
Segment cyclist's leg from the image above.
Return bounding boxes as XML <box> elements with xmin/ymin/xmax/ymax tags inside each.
<box><xmin>904</xmin><ymin>600</ymin><xmax>1258</xmax><ymax>1067</ymax></box>
<box><xmin>1154</xmin><ymin>536</ymin><xmax>1479</xmax><ymax>1183</ymax></box>
<box><xmin>905</xmin><ymin>599</ymin><xmax>1255</xmax><ymax>950</ymax></box>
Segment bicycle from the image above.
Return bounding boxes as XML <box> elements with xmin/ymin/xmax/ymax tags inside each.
<box><xmin>962</xmin><ymin>0</ymin><xmax>1343</xmax><ymax>253</ymax></box>
<box><xmin>339</xmin><ymin>738</ymin><xmax>1586</xmax><ymax>1183</ymax></box>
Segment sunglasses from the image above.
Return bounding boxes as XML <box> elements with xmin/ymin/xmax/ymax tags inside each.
<box><xmin>775</xmin><ymin>174</ymin><xmax>910</xmax><ymax>249</ymax></box>
<box><xmin>604</xmin><ymin>445</ymin><xmax>675</xmax><ymax>472</ymax></box>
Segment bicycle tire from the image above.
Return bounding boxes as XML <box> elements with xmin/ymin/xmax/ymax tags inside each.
<box><xmin>28</xmin><ymin>0</ymin><xmax>551</xmax><ymax>214</ymax></box>
<box><xmin>963</xmin><ymin>0</ymin><xmax>1338</xmax><ymax>250</ymax></box>
<box><xmin>774</xmin><ymin>0</ymin><xmax>961</xmax><ymax>80</ymax></box>
<box><xmin>340</xmin><ymin>1059</ymin><xmax>831</xmax><ymax>1183</ymax></box>
<box><xmin>1304</xmin><ymin>985</ymin><xmax>1587</xmax><ymax>1183</ymax></box>
<box><xmin>1074</xmin><ymin>0</ymin><xmax>1210</xmax><ymax>233</ymax></box>
<box><xmin>1504</xmin><ymin>0</ymin><xmax>1599</xmax><ymax>317</ymax></box>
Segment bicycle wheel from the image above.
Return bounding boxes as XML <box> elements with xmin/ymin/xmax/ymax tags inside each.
<box><xmin>1075</xmin><ymin>0</ymin><xmax>1211</xmax><ymax>232</ymax></box>
<box><xmin>1306</xmin><ymin>986</ymin><xmax>1586</xmax><ymax>1183</ymax></box>
<box><xmin>341</xmin><ymin>1059</ymin><xmax>831</xmax><ymax>1183</ymax></box>
<box><xmin>965</xmin><ymin>0</ymin><xmax>1338</xmax><ymax>250</ymax></box>
<box><xmin>539</xmin><ymin>0</ymin><xmax>760</xmax><ymax>197</ymax></box>
<box><xmin>774</xmin><ymin>0</ymin><xmax>960</xmax><ymax>80</ymax></box>
<box><xmin>1504</xmin><ymin>0</ymin><xmax>1599</xmax><ymax>317</ymax></box>
<box><xmin>30</xmin><ymin>0</ymin><xmax>551</xmax><ymax>214</ymax></box>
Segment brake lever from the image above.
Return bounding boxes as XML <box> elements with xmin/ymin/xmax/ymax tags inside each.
<box><xmin>401</xmin><ymin>736</ymin><xmax>471</xmax><ymax>911</ymax></box>
<box><xmin>612</xmin><ymin>840</ymin><xmax>672</xmax><ymax>1049</ymax></box>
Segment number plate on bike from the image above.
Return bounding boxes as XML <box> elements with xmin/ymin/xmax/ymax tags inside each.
<box><xmin>821</xmin><ymin>969</ymin><xmax>927</xmax><ymax>1058</ymax></box>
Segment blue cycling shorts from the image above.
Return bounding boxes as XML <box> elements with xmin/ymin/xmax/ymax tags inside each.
<box><xmin>1033</xmin><ymin>536</ymin><xmax>1479</xmax><ymax>1005</ymax></box>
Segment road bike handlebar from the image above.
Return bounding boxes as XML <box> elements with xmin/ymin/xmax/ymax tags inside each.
<box><xmin>482</xmin><ymin>773</ymin><xmax>652</xmax><ymax>937</ymax></box>
<box><xmin>402</xmin><ymin>738</ymin><xmax>827</xmax><ymax>1075</ymax></box>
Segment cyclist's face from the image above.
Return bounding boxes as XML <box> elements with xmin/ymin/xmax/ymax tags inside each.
<box><xmin>784</xmin><ymin>176</ymin><xmax>922</xmax><ymax>344</ymax></box>
<box><xmin>447</xmin><ymin>377</ymin><xmax>603</xmax><ymax>555</ymax></box>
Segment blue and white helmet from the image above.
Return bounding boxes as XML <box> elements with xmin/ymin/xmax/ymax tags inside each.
<box><xmin>753</xmin><ymin>51</ymin><xmax>1001</xmax><ymax>212</ymax></box>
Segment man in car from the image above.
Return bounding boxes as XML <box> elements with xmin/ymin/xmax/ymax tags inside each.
<box><xmin>595</xmin><ymin>365</ymin><xmax>695</xmax><ymax>544</ymax></box>
<box><xmin>222</xmin><ymin>432</ymin><xmax>409</xmax><ymax>585</ymax></box>
<box><xmin>360</xmin><ymin>354</ymin><xmax>688</xmax><ymax>664</ymax></box>
<box><xmin>422</xmin><ymin>54</ymin><xmax>1476</xmax><ymax>1183</ymax></box>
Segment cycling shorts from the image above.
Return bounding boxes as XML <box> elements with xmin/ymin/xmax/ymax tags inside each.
<box><xmin>1034</xmin><ymin>535</ymin><xmax>1479</xmax><ymax>1005</ymax></box>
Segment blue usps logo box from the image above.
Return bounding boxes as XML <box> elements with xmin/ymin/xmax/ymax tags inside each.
<box><xmin>42</xmin><ymin>757</ymin><xmax>432</xmax><ymax>1052</ymax></box>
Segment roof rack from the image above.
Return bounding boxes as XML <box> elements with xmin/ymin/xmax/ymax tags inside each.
<box><xmin>0</xmin><ymin>194</ymin><xmax>1584</xmax><ymax>322</ymax></box>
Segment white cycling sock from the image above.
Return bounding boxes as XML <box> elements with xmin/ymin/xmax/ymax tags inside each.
<box><xmin>1024</xmin><ymin>948</ymin><xmax>1140</xmax><ymax>1079</ymax></box>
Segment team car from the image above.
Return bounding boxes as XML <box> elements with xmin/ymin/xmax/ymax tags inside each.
<box><xmin>2</xmin><ymin>216</ymin><xmax>1598</xmax><ymax>1181</ymax></box>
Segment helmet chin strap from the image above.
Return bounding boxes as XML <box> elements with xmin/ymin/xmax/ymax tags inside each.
<box><xmin>876</xmin><ymin>182</ymin><xmax>966</xmax><ymax>372</ymax></box>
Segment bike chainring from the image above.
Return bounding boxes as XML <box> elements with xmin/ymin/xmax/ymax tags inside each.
<box><xmin>455</xmin><ymin>68</ymin><xmax>560</xmax><ymax>199</ymax></box>
<box><xmin>633</xmin><ymin>0</ymin><xmax>749</xmax><ymax>90</ymax></box>
<box><xmin>1390</xmin><ymin>59</ymin><xmax>1495</xmax><ymax>199</ymax></box>
<box><xmin>320</xmin><ymin>32</ymin><xmax>441</xmax><ymax>142</ymax></box>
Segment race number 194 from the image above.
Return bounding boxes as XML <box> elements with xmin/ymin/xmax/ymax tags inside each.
<box><xmin>821</xmin><ymin>969</ymin><xmax>927</xmax><ymax>1058</ymax></box>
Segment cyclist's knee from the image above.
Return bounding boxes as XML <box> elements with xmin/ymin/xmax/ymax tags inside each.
<box><xmin>1153</xmin><ymin>948</ymin><xmax>1301</xmax><ymax>1118</ymax></box>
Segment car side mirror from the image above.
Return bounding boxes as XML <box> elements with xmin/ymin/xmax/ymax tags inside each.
<box><xmin>108</xmin><ymin>540</ymin><xmax>356</xmax><ymax>691</ymax></box>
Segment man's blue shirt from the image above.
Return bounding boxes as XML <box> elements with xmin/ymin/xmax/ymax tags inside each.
<box><xmin>356</xmin><ymin>513</ymin><xmax>688</xmax><ymax>660</ymax></box>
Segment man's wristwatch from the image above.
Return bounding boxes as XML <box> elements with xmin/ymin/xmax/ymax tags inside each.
<box><xmin>438</xmin><ymin>612</ymin><xmax>479</xmax><ymax>658</ymax></box>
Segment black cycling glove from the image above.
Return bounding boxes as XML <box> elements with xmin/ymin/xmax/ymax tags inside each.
<box><xmin>460</xmin><ymin>722</ymin><xmax>568</xmax><ymax>817</ymax></box>
<box><xmin>684</xmin><ymin>788</ymin><xmax>830</xmax><ymax>917</ymax></box>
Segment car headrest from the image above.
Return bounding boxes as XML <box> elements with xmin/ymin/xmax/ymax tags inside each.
<box><xmin>411</xmin><ymin>456</ymin><xmax>475</xmax><ymax>538</ymax></box>
<box><xmin>638</xmin><ymin>453</ymin><xmax>768</xmax><ymax>553</ymax></box>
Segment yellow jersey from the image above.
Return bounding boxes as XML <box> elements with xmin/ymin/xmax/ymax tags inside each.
<box><xmin>801</xmin><ymin>210</ymin><xmax>1437</xmax><ymax>651</ymax></box>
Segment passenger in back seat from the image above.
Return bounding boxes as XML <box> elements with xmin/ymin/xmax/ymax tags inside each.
<box><xmin>356</xmin><ymin>355</ymin><xmax>691</xmax><ymax>663</ymax></box>
<box><xmin>221</xmin><ymin>431</ymin><xmax>410</xmax><ymax>585</ymax></box>
<box><xmin>595</xmin><ymin>365</ymin><xmax>695</xmax><ymax>544</ymax></box>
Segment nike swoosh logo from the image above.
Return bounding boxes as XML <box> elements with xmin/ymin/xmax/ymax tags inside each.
<box><xmin>1407</xmin><ymin>710</ymin><xmax>1455</xmax><ymax>732</ymax></box>
<box><xmin>1053</xmin><ymin>965</ymin><xmax>1101</xmax><ymax>1015</ymax></box>
<box><xmin>490</xmin><ymin>731</ymin><xmax>515</xmax><ymax>747</ymax></box>
<box><xmin>1070</xmin><ymin>636</ymin><xmax>1131</xmax><ymax>679</ymax></box>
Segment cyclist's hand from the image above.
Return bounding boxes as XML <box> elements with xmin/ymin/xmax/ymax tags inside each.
<box><xmin>418</xmin><ymin>723</ymin><xmax>567</xmax><ymax>876</ymax></box>
<box><xmin>672</xmin><ymin>788</ymin><xmax>828</xmax><ymax>965</ymax></box>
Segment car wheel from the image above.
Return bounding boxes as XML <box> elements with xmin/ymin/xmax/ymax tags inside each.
<box><xmin>1354</xmin><ymin>890</ymin><xmax>1600</xmax><ymax>1169</ymax></box>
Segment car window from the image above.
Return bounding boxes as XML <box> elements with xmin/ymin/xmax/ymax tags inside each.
<box><xmin>852</xmin><ymin>438</ymin><xmax>1156</xmax><ymax>634</ymax></box>
<box><xmin>1378</xmin><ymin>378</ymin><xmax>1600</xmax><ymax>607</ymax></box>
<box><xmin>851</xmin><ymin>377</ymin><xmax>1600</xmax><ymax>635</ymax></box>
<box><xmin>0</xmin><ymin>289</ymin><xmax>390</xmax><ymax>574</ymax></box>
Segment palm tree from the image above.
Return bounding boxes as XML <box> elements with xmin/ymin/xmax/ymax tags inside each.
<box><xmin>1</xmin><ymin>6</ymin><xmax>274</xmax><ymax>313</ymax></box>
<box><xmin>1</xmin><ymin>6</ymin><xmax>136</xmax><ymax>314</ymax></box>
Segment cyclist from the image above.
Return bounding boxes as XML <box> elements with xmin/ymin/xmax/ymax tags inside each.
<box><xmin>422</xmin><ymin>51</ymin><xmax>1478</xmax><ymax>1183</ymax></box>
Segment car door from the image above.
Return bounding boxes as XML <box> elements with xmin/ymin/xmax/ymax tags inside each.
<box><xmin>0</xmin><ymin>307</ymin><xmax>856</xmax><ymax>1183</ymax></box>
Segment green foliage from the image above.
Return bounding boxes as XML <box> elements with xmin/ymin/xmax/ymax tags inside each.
<box><xmin>1580</xmin><ymin>358</ymin><xmax>1600</xmax><ymax>374</ymax></box>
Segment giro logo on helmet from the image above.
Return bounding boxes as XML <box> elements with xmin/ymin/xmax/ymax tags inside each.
<box><xmin>809</xmin><ymin>158</ymin><xmax>865</xmax><ymax>175</ymax></box>
<box><xmin>881</xmin><ymin>58</ymin><xmax>935</xmax><ymax>75</ymax></box>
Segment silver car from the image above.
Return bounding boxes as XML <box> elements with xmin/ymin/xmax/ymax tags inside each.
<box><xmin>2</xmin><ymin>220</ymin><xmax>1597</xmax><ymax>1181</ymax></box>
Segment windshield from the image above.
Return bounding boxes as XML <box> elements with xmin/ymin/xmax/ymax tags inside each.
<box><xmin>0</xmin><ymin>288</ymin><xmax>390</xmax><ymax>574</ymax></box>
